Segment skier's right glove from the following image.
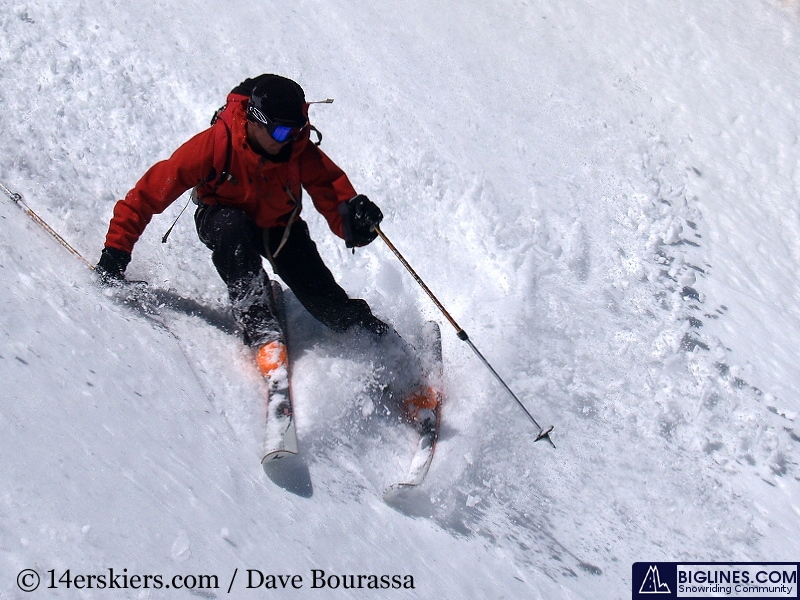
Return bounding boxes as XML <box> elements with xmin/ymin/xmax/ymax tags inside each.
<box><xmin>339</xmin><ymin>194</ymin><xmax>383</xmax><ymax>248</ymax></box>
<box><xmin>95</xmin><ymin>247</ymin><xmax>131</xmax><ymax>284</ymax></box>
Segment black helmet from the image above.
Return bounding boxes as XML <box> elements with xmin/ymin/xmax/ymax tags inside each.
<box><xmin>247</xmin><ymin>75</ymin><xmax>307</xmax><ymax>129</ymax></box>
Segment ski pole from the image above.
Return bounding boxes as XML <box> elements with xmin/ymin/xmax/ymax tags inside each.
<box><xmin>373</xmin><ymin>225</ymin><xmax>555</xmax><ymax>448</ymax></box>
<box><xmin>0</xmin><ymin>181</ymin><xmax>95</xmax><ymax>270</ymax></box>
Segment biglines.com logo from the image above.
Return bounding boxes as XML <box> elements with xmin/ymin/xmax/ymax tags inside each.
<box><xmin>632</xmin><ymin>563</ymin><xmax>798</xmax><ymax>599</ymax></box>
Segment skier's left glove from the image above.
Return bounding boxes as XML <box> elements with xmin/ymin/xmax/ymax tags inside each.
<box><xmin>339</xmin><ymin>194</ymin><xmax>383</xmax><ymax>248</ymax></box>
<box><xmin>95</xmin><ymin>247</ymin><xmax>131</xmax><ymax>285</ymax></box>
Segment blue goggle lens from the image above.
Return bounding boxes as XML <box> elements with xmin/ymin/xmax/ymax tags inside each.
<box><xmin>270</xmin><ymin>125</ymin><xmax>294</xmax><ymax>143</ymax></box>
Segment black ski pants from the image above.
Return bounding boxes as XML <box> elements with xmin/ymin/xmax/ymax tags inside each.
<box><xmin>195</xmin><ymin>204</ymin><xmax>388</xmax><ymax>346</ymax></box>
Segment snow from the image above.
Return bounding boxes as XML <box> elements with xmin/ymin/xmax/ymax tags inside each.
<box><xmin>1</xmin><ymin>0</ymin><xmax>799</xmax><ymax>598</ymax></box>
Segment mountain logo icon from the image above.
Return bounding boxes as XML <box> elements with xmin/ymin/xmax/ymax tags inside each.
<box><xmin>639</xmin><ymin>565</ymin><xmax>671</xmax><ymax>594</ymax></box>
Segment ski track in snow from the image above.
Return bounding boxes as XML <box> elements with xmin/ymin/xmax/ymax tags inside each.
<box><xmin>2</xmin><ymin>0</ymin><xmax>800</xmax><ymax>598</ymax></box>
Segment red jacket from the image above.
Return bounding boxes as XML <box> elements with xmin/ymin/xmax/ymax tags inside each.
<box><xmin>104</xmin><ymin>101</ymin><xmax>357</xmax><ymax>254</ymax></box>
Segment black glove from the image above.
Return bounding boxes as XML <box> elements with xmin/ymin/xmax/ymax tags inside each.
<box><xmin>339</xmin><ymin>194</ymin><xmax>383</xmax><ymax>248</ymax></box>
<box><xmin>95</xmin><ymin>247</ymin><xmax>131</xmax><ymax>284</ymax></box>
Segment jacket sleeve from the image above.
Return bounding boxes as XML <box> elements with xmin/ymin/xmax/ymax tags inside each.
<box><xmin>104</xmin><ymin>129</ymin><xmax>215</xmax><ymax>254</ymax></box>
<box><xmin>299</xmin><ymin>143</ymin><xmax>357</xmax><ymax>239</ymax></box>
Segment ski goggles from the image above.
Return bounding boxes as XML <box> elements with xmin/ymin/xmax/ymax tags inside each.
<box><xmin>247</xmin><ymin>105</ymin><xmax>306</xmax><ymax>143</ymax></box>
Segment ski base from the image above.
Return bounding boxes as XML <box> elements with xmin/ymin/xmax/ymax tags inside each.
<box><xmin>262</xmin><ymin>449</ymin><xmax>298</xmax><ymax>464</ymax></box>
<box><xmin>261</xmin><ymin>402</ymin><xmax>298</xmax><ymax>465</ymax></box>
<box><xmin>384</xmin><ymin>321</ymin><xmax>444</xmax><ymax>498</ymax></box>
<box><xmin>383</xmin><ymin>424</ymin><xmax>438</xmax><ymax>500</ymax></box>
<box><xmin>261</xmin><ymin>282</ymin><xmax>299</xmax><ymax>465</ymax></box>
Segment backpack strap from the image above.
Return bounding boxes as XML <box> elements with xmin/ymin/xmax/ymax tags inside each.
<box><xmin>208</xmin><ymin>92</ymin><xmax>248</xmax><ymax>188</ymax></box>
<box><xmin>269</xmin><ymin>160</ymin><xmax>302</xmax><ymax>259</ymax></box>
<box><xmin>192</xmin><ymin>92</ymin><xmax>248</xmax><ymax>206</ymax></box>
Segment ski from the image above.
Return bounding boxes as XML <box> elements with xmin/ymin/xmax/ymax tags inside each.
<box><xmin>384</xmin><ymin>321</ymin><xmax>444</xmax><ymax>499</ymax></box>
<box><xmin>260</xmin><ymin>281</ymin><xmax>299</xmax><ymax>465</ymax></box>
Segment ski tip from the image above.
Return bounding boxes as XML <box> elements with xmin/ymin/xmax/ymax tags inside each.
<box><xmin>262</xmin><ymin>452</ymin><xmax>313</xmax><ymax>498</ymax></box>
<box><xmin>383</xmin><ymin>482</ymin><xmax>418</xmax><ymax>503</ymax></box>
<box><xmin>535</xmin><ymin>425</ymin><xmax>556</xmax><ymax>448</ymax></box>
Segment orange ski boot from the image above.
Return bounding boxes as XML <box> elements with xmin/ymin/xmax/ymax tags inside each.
<box><xmin>256</xmin><ymin>340</ymin><xmax>288</xmax><ymax>379</ymax></box>
<box><xmin>402</xmin><ymin>385</ymin><xmax>440</xmax><ymax>433</ymax></box>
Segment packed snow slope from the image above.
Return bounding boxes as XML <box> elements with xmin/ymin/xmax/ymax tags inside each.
<box><xmin>2</xmin><ymin>0</ymin><xmax>800</xmax><ymax>598</ymax></box>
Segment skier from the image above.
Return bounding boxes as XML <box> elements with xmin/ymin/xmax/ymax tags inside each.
<box><xmin>95</xmin><ymin>74</ymin><xmax>436</xmax><ymax>426</ymax></box>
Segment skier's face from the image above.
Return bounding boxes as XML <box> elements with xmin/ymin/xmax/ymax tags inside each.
<box><xmin>246</xmin><ymin>121</ymin><xmax>289</xmax><ymax>156</ymax></box>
